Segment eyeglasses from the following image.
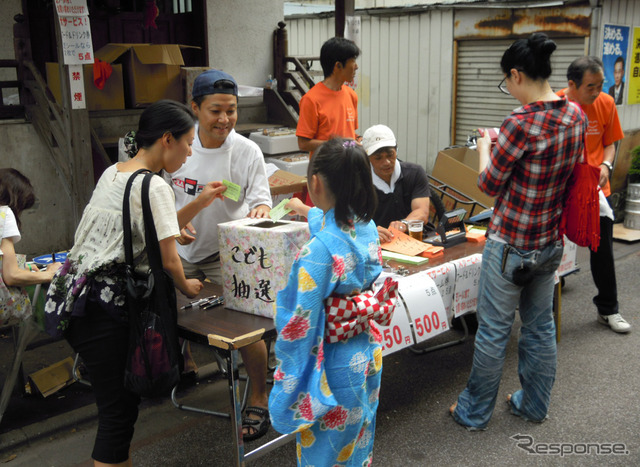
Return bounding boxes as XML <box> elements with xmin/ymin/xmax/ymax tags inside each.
<box><xmin>498</xmin><ymin>77</ymin><xmax>510</xmax><ymax>95</ymax></box>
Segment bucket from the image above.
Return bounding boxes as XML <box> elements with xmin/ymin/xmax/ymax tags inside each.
<box><xmin>627</xmin><ymin>183</ymin><xmax>640</xmax><ymax>201</ymax></box>
<box><xmin>624</xmin><ymin>199</ymin><xmax>640</xmax><ymax>230</ymax></box>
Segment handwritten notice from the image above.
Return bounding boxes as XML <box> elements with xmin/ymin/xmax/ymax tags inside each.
<box><xmin>451</xmin><ymin>254</ymin><xmax>482</xmax><ymax>317</ymax></box>
<box><xmin>269</xmin><ymin>198</ymin><xmax>292</xmax><ymax>222</ymax></box>
<box><xmin>222</xmin><ymin>180</ymin><xmax>241</xmax><ymax>202</ymax></box>
<box><xmin>557</xmin><ymin>237</ymin><xmax>577</xmax><ymax>277</ymax></box>
<box><xmin>423</xmin><ymin>262</ymin><xmax>456</xmax><ymax>319</ymax></box>
<box><xmin>54</xmin><ymin>0</ymin><xmax>92</xmax><ymax>66</ymax></box>
<box><xmin>54</xmin><ymin>0</ymin><xmax>89</xmax><ymax>16</ymax></box>
<box><xmin>380</xmin><ymin>227</ymin><xmax>430</xmax><ymax>256</ymax></box>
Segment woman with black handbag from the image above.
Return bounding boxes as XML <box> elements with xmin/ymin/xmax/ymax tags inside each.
<box><xmin>44</xmin><ymin>100</ymin><xmax>226</xmax><ymax>467</ymax></box>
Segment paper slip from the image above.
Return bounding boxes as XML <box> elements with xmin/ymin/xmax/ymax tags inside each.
<box><xmin>222</xmin><ymin>180</ymin><xmax>241</xmax><ymax>202</ymax></box>
<box><xmin>380</xmin><ymin>227</ymin><xmax>430</xmax><ymax>256</ymax></box>
<box><xmin>269</xmin><ymin>198</ymin><xmax>292</xmax><ymax>222</ymax></box>
<box><xmin>381</xmin><ymin>251</ymin><xmax>429</xmax><ymax>265</ymax></box>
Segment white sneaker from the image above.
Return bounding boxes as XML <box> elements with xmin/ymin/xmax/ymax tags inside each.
<box><xmin>598</xmin><ymin>313</ymin><xmax>632</xmax><ymax>333</ymax></box>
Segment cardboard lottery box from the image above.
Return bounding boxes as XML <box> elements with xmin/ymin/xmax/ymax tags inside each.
<box><xmin>219</xmin><ymin>218</ymin><xmax>310</xmax><ymax>318</ymax></box>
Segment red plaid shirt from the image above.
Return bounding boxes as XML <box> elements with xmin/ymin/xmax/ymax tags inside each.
<box><xmin>478</xmin><ymin>98</ymin><xmax>587</xmax><ymax>250</ymax></box>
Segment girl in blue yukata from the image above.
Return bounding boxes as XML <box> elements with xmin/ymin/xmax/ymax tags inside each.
<box><xmin>269</xmin><ymin>138</ymin><xmax>398</xmax><ymax>466</ymax></box>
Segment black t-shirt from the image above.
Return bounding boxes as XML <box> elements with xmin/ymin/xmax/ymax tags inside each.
<box><xmin>373</xmin><ymin>161</ymin><xmax>431</xmax><ymax>228</ymax></box>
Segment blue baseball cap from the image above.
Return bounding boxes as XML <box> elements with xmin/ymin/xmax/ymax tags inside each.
<box><xmin>192</xmin><ymin>69</ymin><xmax>238</xmax><ymax>99</ymax></box>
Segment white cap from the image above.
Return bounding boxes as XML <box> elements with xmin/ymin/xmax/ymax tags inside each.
<box><xmin>361</xmin><ymin>124</ymin><xmax>397</xmax><ymax>156</ymax></box>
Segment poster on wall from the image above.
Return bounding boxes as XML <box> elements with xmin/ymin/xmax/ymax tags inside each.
<box><xmin>629</xmin><ymin>27</ymin><xmax>640</xmax><ymax>105</ymax></box>
<box><xmin>601</xmin><ymin>24</ymin><xmax>629</xmax><ymax>106</ymax></box>
<box><xmin>344</xmin><ymin>16</ymin><xmax>360</xmax><ymax>91</ymax></box>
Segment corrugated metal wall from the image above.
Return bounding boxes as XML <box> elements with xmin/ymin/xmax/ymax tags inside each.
<box><xmin>599</xmin><ymin>0</ymin><xmax>640</xmax><ymax>131</ymax></box>
<box><xmin>454</xmin><ymin>37</ymin><xmax>587</xmax><ymax>146</ymax></box>
<box><xmin>285</xmin><ymin>0</ymin><xmax>640</xmax><ymax>171</ymax></box>
<box><xmin>286</xmin><ymin>10</ymin><xmax>454</xmax><ymax>171</ymax></box>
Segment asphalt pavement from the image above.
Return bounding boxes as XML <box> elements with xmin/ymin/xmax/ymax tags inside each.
<box><xmin>1</xmin><ymin>237</ymin><xmax>639</xmax><ymax>466</ymax></box>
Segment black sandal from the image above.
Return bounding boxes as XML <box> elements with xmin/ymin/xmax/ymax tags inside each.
<box><xmin>242</xmin><ymin>406</ymin><xmax>271</xmax><ymax>441</ymax></box>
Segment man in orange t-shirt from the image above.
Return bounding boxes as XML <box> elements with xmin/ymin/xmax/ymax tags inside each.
<box><xmin>296</xmin><ymin>37</ymin><xmax>360</xmax><ymax>157</ymax></box>
<box><xmin>559</xmin><ymin>56</ymin><xmax>630</xmax><ymax>333</ymax></box>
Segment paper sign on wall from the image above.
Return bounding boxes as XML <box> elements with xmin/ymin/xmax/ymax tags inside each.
<box><xmin>55</xmin><ymin>0</ymin><xmax>93</xmax><ymax>66</ymax></box>
<box><xmin>601</xmin><ymin>24</ymin><xmax>629</xmax><ymax>106</ymax></box>
<box><xmin>628</xmin><ymin>27</ymin><xmax>640</xmax><ymax>105</ymax></box>
<box><xmin>68</xmin><ymin>65</ymin><xmax>86</xmax><ymax>109</ymax></box>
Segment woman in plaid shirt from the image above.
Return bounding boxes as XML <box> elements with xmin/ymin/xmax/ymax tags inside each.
<box><xmin>451</xmin><ymin>33</ymin><xmax>587</xmax><ymax>430</ymax></box>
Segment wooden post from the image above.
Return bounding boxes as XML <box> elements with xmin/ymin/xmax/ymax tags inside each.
<box><xmin>274</xmin><ymin>22</ymin><xmax>287</xmax><ymax>94</ymax></box>
<box><xmin>335</xmin><ymin>0</ymin><xmax>355</xmax><ymax>38</ymax></box>
<box><xmin>13</xmin><ymin>14</ymin><xmax>32</xmax><ymax>108</ymax></box>
<box><xmin>53</xmin><ymin>11</ymin><xmax>94</xmax><ymax>226</ymax></box>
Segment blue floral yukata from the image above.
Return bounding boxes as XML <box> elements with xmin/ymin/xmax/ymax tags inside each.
<box><xmin>269</xmin><ymin>207</ymin><xmax>384</xmax><ymax>467</ymax></box>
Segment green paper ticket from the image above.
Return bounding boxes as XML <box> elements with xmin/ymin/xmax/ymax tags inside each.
<box><xmin>222</xmin><ymin>180</ymin><xmax>241</xmax><ymax>202</ymax></box>
<box><xmin>269</xmin><ymin>198</ymin><xmax>292</xmax><ymax>222</ymax></box>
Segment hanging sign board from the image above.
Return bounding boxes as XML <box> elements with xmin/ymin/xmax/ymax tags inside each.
<box><xmin>55</xmin><ymin>0</ymin><xmax>93</xmax><ymax>66</ymax></box>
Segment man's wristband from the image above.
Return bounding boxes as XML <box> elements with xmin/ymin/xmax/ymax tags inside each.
<box><xmin>601</xmin><ymin>161</ymin><xmax>613</xmax><ymax>176</ymax></box>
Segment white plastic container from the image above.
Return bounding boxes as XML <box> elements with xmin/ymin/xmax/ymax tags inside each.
<box><xmin>249</xmin><ymin>129</ymin><xmax>299</xmax><ymax>155</ymax></box>
<box><xmin>266</xmin><ymin>153</ymin><xmax>309</xmax><ymax>177</ymax></box>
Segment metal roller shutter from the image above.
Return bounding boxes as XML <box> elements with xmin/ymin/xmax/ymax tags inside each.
<box><xmin>454</xmin><ymin>37</ymin><xmax>587</xmax><ymax>146</ymax></box>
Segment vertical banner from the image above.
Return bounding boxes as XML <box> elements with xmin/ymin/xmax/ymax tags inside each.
<box><xmin>69</xmin><ymin>65</ymin><xmax>85</xmax><ymax>110</ymax></box>
<box><xmin>54</xmin><ymin>0</ymin><xmax>92</xmax><ymax>110</ymax></box>
<box><xmin>602</xmin><ymin>24</ymin><xmax>629</xmax><ymax>106</ymax></box>
<box><xmin>629</xmin><ymin>27</ymin><xmax>640</xmax><ymax>105</ymax></box>
<box><xmin>344</xmin><ymin>16</ymin><xmax>361</xmax><ymax>90</ymax></box>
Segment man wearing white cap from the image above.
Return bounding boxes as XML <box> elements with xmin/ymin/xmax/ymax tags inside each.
<box><xmin>361</xmin><ymin>124</ymin><xmax>431</xmax><ymax>243</ymax></box>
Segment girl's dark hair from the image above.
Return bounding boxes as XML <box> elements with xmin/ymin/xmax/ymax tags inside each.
<box><xmin>500</xmin><ymin>33</ymin><xmax>557</xmax><ymax>80</ymax></box>
<box><xmin>308</xmin><ymin>138</ymin><xmax>377</xmax><ymax>227</ymax></box>
<box><xmin>124</xmin><ymin>99</ymin><xmax>196</xmax><ymax>157</ymax></box>
<box><xmin>0</xmin><ymin>168</ymin><xmax>36</xmax><ymax>228</ymax></box>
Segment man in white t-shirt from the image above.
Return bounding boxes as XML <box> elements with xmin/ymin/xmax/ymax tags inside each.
<box><xmin>165</xmin><ymin>69</ymin><xmax>273</xmax><ymax>441</ymax></box>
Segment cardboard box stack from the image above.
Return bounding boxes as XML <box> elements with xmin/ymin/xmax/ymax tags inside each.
<box><xmin>48</xmin><ymin>43</ymin><xmax>196</xmax><ymax>110</ymax></box>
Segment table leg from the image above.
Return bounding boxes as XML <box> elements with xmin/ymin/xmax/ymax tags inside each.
<box><xmin>227</xmin><ymin>348</ymin><xmax>245</xmax><ymax>467</ymax></box>
<box><xmin>0</xmin><ymin>316</ymin><xmax>39</xmax><ymax>424</ymax></box>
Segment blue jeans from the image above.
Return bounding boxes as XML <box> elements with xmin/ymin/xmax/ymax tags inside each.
<box><xmin>453</xmin><ymin>238</ymin><xmax>564</xmax><ymax>429</ymax></box>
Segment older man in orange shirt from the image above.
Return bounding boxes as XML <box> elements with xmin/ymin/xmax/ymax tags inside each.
<box><xmin>558</xmin><ymin>56</ymin><xmax>630</xmax><ymax>333</ymax></box>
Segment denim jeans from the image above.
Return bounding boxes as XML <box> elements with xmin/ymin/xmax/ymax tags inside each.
<box><xmin>453</xmin><ymin>238</ymin><xmax>564</xmax><ymax>429</ymax></box>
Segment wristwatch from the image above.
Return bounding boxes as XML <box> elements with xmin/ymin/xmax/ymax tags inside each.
<box><xmin>601</xmin><ymin>160</ymin><xmax>613</xmax><ymax>176</ymax></box>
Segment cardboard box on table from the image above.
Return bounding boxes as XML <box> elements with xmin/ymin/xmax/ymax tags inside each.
<box><xmin>96</xmin><ymin>43</ymin><xmax>194</xmax><ymax>107</ymax></box>
<box><xmin>46</xmin><ymin>61</ymin><xmax>125</xmax><ymax>111</ymax></box>
<box><xmin>268</xmin><ymin>170</ymin><xmax>306</xmax><ymax>196</ymax></box>
<box><xmin>219</xmin><ymin>218</ymin><xmax>310</xmax><ymax>318</ymax></box>
<box><xmin>181</xmin><ymin>66</ymin><xmax>213</xmax><ymax>104</ymax></box>
<box><xmin>431</xmin><ymin>147</ymin><xmax>495</xmax><ymax>209</ymax></box>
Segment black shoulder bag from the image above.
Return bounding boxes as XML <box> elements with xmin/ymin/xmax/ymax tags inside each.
<box><xmin>122</xmin><ymin>169</ymin><xmax>183</xmax><ymax>398</ymax></box>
